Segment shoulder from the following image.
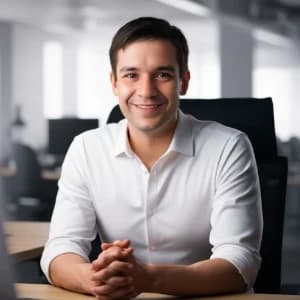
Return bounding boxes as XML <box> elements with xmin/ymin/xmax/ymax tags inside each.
<box><xmin>65</xmin><ymin>120</ymin><xmax>125</xmax><ymax>158</ymax></box>
<box><xmin>185</xmin><ymin>113</ymin><xmax>246</xmax><ymax>143</ymax></box>
<box><xmin>180</xmin><ymin>113</ymin><xmax>252</xmax><ymax>158</ymax></box>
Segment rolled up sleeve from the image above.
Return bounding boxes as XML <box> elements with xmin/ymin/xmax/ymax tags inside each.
<box><xmin>210</xmin><ymin>133</ymin><xmax>263</xmax><ymax>288</ymax></box>
<box><xmin>40</xmin><ymin>136</ymin><xmax>97</xmax><ymax>282</ymax></box>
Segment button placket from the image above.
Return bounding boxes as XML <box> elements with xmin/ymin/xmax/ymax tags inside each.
<box><xmin>145</xmin><ymin>165</ymin><xmax>160</xmax><ymax>258</ymax></box>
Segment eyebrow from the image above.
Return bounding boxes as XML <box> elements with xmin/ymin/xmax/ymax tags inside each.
<box><xmin>119</xmin><ymin>67</ymin><xmax>138</xmax><ymax>73</ymax></box>
<box><xmin>119</xmin><ymin>65</ymin><xmax>176</xmax><ymax>73</ymax></box>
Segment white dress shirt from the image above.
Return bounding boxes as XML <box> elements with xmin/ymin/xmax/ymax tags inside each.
<box><xmin>41</xmin><ymin>110</ymin><xmax>263</xmax><ymax>288</ymax></box>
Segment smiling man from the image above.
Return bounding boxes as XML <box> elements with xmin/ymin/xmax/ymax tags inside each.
<box><xmin>41</xmin><ymin>17</ymin><xmax>263</xmax><ymax>299</ymax></box>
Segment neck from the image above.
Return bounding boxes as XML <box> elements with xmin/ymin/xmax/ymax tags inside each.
<box><xmin>128</xmin><ymin>121</ymin><xmax>177</xmax><ymax>171</ymax></box>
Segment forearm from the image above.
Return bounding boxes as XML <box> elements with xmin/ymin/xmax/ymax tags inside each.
<box><xmin>148</xmin><ymin>258</ymin><xmax>247</xmax><ymax>296</ymax></box>
<box><xmin>49</xmin><ymin>253</ymin><xmax>94</xmax><ymax>295</ymax></box>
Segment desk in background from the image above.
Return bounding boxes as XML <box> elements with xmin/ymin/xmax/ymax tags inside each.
<box><xmin>0</xmin><ymin>165</ymin><xmax>61</xmax><ymax>181</ymax></box>
<box><xmin>4</xmin><ymin>221</ymin><xmax>49</xmax><ymax>262</ymax></box>
<box><xmin>16</xmin><ymin>284</ymin><xmax>300</xmax><ymax>300</ymax></box>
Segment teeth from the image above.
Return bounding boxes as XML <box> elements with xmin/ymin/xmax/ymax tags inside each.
<box><xmin>136</xmin><ymin>104</ymin><xmax>160</xmax><ymax>109</ymax></box>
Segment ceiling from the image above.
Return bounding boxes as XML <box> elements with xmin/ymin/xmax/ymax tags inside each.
<box><xmin>0</xmin><ymin>0</ymin><xmax>299</xmax><ymax>49</ymax></box>
<box><xmin>0</xmin><ymin>0</ymin><xmax>299</xmax><ymax>35</ymax></box>
<box><xmin>197</xmin><ymin>0</ymin><xmax>300</xmax><ymax>40</ymax></box>
<box><xmin>0</xmin><ymin>0</ymin><xmax>206</xmax><ymax>33</ymax></box>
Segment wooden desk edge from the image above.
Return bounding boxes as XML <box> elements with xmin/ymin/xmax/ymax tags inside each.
<box><xmin>16</xmin><ymin>284</ymin><xmax>300</xmax><ymax>300</ymax></box>
<box><xmin>12</xmin><ymin>246</ymin><xmax>44</xmax><ymax>263</ymax></box>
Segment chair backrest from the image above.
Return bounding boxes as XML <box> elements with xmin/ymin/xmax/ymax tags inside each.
<box><xmin>106</xmin><ymin>98</ymin><xmax>287</xmax><ymax>293</ymax></box>
<box><xmin>12</xmin><ymin>143</ymin><xmax>42</xmax><ymax>198</ymax></box>
<box><xmin>255</xmin><ymin>157</ymin><xmax>287</xmax><ymax>293</ymax></box>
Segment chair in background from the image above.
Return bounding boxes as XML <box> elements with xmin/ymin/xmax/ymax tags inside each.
<box><xmin>106</xmin><ymin>97</ymin><xmax>288</xmax><ymax>294</ymax></box>
<box><xmin>9</xmin><ymin>143</ymin><xmax>56</xmax><ymax>221</ymax></box>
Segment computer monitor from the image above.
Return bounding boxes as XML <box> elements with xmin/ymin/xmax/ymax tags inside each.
<box><xmin>48</xmin><ymin>118</ymin><xmax>99</xmax><ymax>157</ymax></box>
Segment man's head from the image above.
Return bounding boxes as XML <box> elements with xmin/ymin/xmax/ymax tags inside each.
<box><xmin>109</xmin><ymin>17</ymin><xmax>189</xmax><ymax>79</ymax></box>
<box><xmin>109</xmin><ymin>17</ymin><xmax>190</xmax><ymax>138</ymax></box>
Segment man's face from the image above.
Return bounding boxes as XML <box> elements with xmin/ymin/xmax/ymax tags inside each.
<box><xmin>110</xmin><ymin>39</ymin><xmax>190</xmax><ymax>136</ymax></box>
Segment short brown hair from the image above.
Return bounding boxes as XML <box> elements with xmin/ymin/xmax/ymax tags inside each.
<box><xmin>109</xmin><ymin>17</ymin><xmax>189</xmax><ymax>78</ymax></box>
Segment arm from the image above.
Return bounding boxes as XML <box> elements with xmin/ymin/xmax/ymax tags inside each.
<box><xmin>49</xmin><ymin>246</ymin><xmax>135</xmax><ymax>299</ymax></box>
<box><xmin>41</xmin><ymin>138</ymin><xmax>135</xmax><ymax>299</ymax></box>
<box><xmin>143</xmin><ymin>258</ymin><xmax>246</xmax><ymax>295</ymax></box>
<box><xmin>105</xmin><ymin>242</ymin><xmax>246</xmax><ymax>296</ymax></box>
<box><xmin>41</xmin><ymin>136</ymin><xmax>98</xmax><ymax>290</ymax></box>
<box><xmin>49</xmin><ymin>253</ymin><xmax>95</xmax><ymax>295</ymax></box>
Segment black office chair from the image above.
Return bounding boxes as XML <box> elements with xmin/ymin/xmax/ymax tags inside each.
<box><xmin>10</xmin><ymin>143</ymin><xmax>56</xmax><ymax>221</ymax></box>
<box><xmin>106</xmin><ymin>98</ymin><xmax>288</xmax><ymax>294</ymax></box>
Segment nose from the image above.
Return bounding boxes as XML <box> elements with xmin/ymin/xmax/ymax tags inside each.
<box><xmin>137</xmin><ymin>75</ymin><xmax>157</xmax><ymax>98</ymax></box>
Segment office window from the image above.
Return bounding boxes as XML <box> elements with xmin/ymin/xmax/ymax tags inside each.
<box><xmin>43</xmin><ymin>41</ymin><xmax>63</xmax><ymax>118</ymax></box>
<box><xmin>183</xmin><ymin>53</ymin><xmax>220</xmax><ymax>99</ymax></box>
<box><xmin>253</xmin><ymin>67</ymin><xmax>292</xmax><ymax>141</ymax></box>
<box><xmin>77</xmin><ymin>44</ymin><xmax>116</xmax><ymax>124</ymax></box>
<box><xmin>77</xmin><ymin>46</ymin><xmax>100</xmax><ymax>119</ymax></box>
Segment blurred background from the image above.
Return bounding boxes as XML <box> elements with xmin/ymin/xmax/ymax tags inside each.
<box><xmin>0</xmin><ymin>0</ymin><xmax>299</xmax><ymax>292</ymax></box>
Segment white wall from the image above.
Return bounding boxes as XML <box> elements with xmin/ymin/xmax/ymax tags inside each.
<box><xmin>77</xmin><ymin>30</ymin><xmax>118</xmax><ymax>125</ymax></box>
<box><xmin>12</xmin><ymin>24</ymin><xmax>45</xmax><ymax>149</ymax></box>
<box><xmin>62</xmin><ymin>37</ymin><xmax>79</xmax><ymax>117</ymax></box>
<box><xmin>11</xmin><ymin>25</ymin><xmax>82</xmax><ymax>150</ymax></box>
<box><xmin>290</xmin><ymin>67</ymin><xmax>300</xmax><ymax>138</ymax></box>
<box><xmin>253</xmin><ymin>40</ymin><xmax>300</xmax><ymax>141</ymax></box>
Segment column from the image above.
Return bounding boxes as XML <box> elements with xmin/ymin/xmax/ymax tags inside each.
<box><xmin>63</xmin><ymin>39</ymin><xmax>78</xmax><ymax>116</ymax></box>
<box><xmin>0</xmin><ymin>21</ymin><xmax>13</xmax><ymax>162</ymax></box>
<box><xmin>12</xmin><ymin>24</ymin><xmax>45</xmax><ymax>149</ymax></box>
<box><xmin>219</xmin><ymin>19</ymin><xmax>254</xmax><ymax>97</ymax></box>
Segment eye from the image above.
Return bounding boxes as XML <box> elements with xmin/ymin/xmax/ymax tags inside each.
<box><xmin>124</xmin><ymin>72</ymin><xmax>137</xmax><ymax>79</ymax></box>
<box><xmin>156</xmin><ymin>71</ymin><xmax>173</xmax><ymax>80</ymax></box>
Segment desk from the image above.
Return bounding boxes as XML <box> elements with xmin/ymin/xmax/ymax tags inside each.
<box><xmin>15</xmin><ymin>284</ymin><xmax>300</xmax><ymax>300</ymax></box>
<box><xmin>0</xmin><ymin>165</ymin><xmax>16</xmax><ymax>177</ymax></box>
<box><xmin>4</xmin><ymin>222</ymin><xmax>49</xmax><ymax>262</ymax></box>
<box><xmin>0</xmin><ymin>165</ymin><xmax>61</xmax><ymax>181</ymax></box>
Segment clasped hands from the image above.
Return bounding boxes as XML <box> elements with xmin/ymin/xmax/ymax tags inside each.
<box><xmin>89</xmin><ymin>240</ymin><xmax>151</xmax><ymax>299</ymax></box>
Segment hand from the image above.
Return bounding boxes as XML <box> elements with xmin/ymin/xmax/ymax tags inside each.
<box><xmin>101</xmin><ymin>240</ymin><xmax>154</xmax><ymax>296</ymax></box>
<box><xmin>90</xmin><ymin>241</ymin><xmax>137</xmax><ymax>299</ymax></box>
<box><xmin>125</xmin><ymin>255</ymin><xmax>153</xmax><ymax>295</ymax></box>
<box><xmin>101</xmin><ymin>239</ymin><xmax>132</xmax><ymax>252</ymax></box>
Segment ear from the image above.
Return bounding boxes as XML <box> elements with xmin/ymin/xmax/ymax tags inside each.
<box><xmin>180</xmin><ymin>70</ymin><xmax>190</xmax><ymax>95</ymax></box>
<box><xmin>110</xmin><ymin>72</ymin><xmax>118</xmax><ymax>96</ymax></box>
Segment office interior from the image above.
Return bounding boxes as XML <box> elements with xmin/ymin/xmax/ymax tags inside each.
<box><xmin>0</xmin><ymin>0</ymin><xmax>300</xmax><ymax>295</ymax></box>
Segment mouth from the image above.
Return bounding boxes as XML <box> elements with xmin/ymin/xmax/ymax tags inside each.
<box><xmin>133</xmin><ymin>104</ymin><xmax>163</xmax><ymax>110</ymax></box>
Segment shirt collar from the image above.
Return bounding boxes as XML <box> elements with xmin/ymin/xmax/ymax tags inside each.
<box><xmin>113</xmin><ymin>109</ymin><xmax>195</xmax><ymax>157</ymax></box>
<box><xmin>114</xmin><ymin>119</ymin><xmax>134</xmax><ymax>157</ymax></box>
<box><xmin>168</xmin><ymin>109</ymin><xmax>194</xmax><ymax>156</ymax></box>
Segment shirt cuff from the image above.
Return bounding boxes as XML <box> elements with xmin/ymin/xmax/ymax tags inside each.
<box><xmin>210</xmin><ymin>244</ymin><xmax>261</xmax><ymax>288</ymax></box>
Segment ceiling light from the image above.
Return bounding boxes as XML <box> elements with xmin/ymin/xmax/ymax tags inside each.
<box><xmin>154</xmin><ymin>0</ymin><xmax>211</xmax><ymax>17</ymax></box>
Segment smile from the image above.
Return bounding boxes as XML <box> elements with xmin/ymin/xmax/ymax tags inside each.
<box><xmin>134</xmin><ymin>104</ymin><xmax>162</xmax><ymax>109</ymax></box>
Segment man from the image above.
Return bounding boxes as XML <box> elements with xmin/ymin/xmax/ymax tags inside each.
<box><xmin>41</xmin><ymin>17</ymin><xmax>263</xmax><ymax>299</ymax></box>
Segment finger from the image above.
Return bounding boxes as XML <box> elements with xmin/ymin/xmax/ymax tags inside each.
<box><xmin>92</xmin><ymin>247</ymin><xmax>133</xmax><ymax>270</ymax></box>
<box><xmin>93</xmin><ymin>246</ymin><xmax>124</xmax><ymax>270</ymax></box>
<box><xmin>101</xmin><ymin>239</ymin><xmax>131</xmax><ymax>251</ymax></box>
<box><xmin>92</xmin><ymin>261</ymin><xmax>133</xmax><ymax>282</ymax></box>
<box><xmin>104</xmin><ymin>275</ymin><xmax>132</xmax><ymax>288</ymax></box>
<box><xmin>113</xmin><ymin>239</ymin><xmax>131</xmax><ymax>248</ymax></box>
<box><xmin>109</xmin><ymin>285</ymin><xmax>136</xmax><ymax>299</ymax></box>
<box><xmin>101</xmin><ymin>242</ymin><xmax>114</xmax><ymax>251</ymax></box>
<box><xmin>93</xmin><ymin>283</ymin><xmax>135</xmax><ymax>299</ymax></box>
